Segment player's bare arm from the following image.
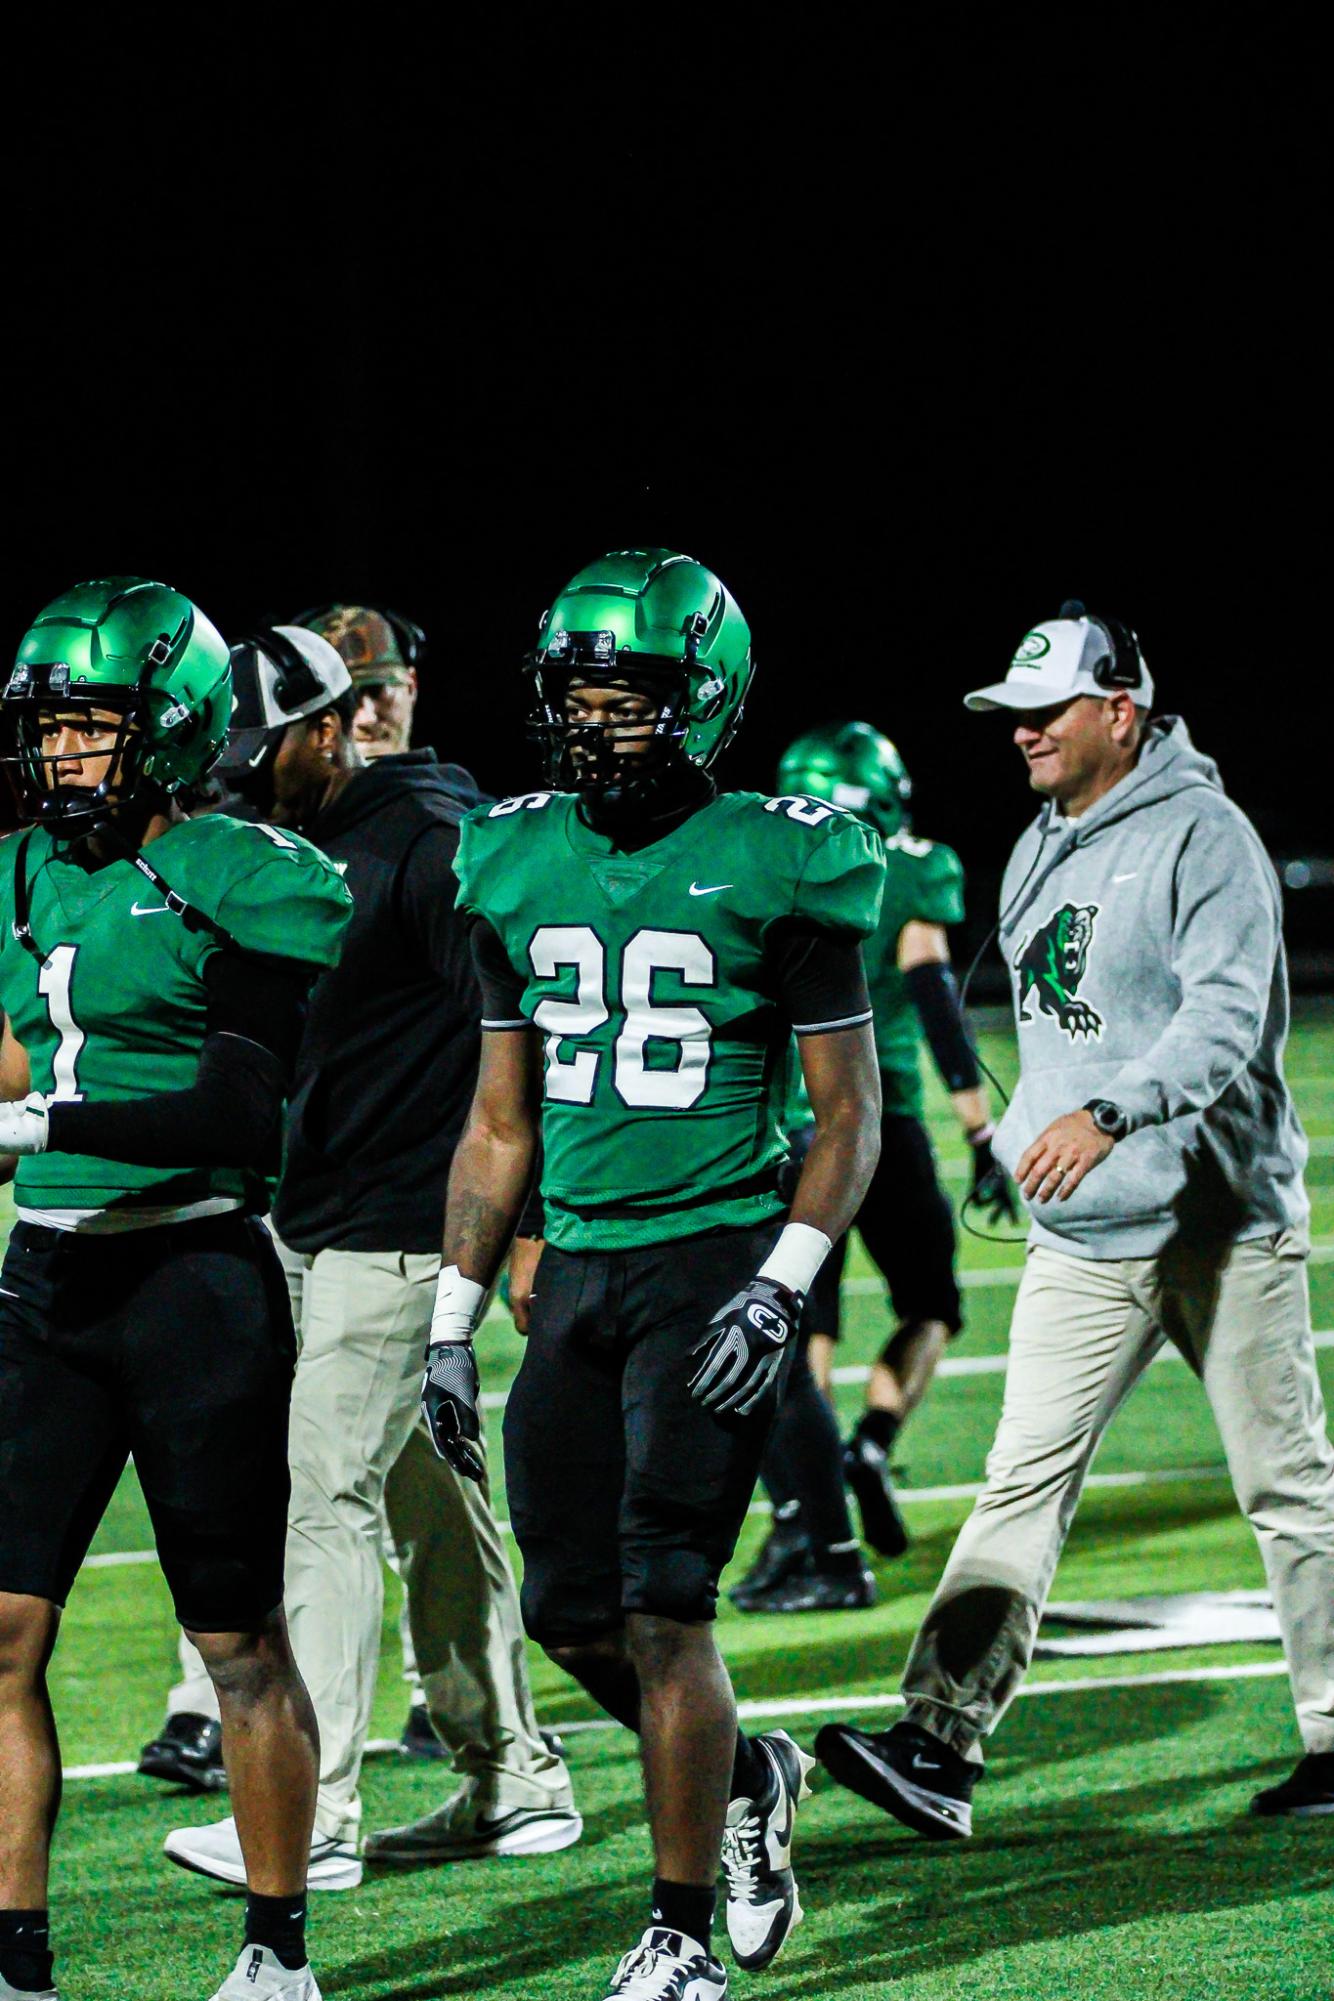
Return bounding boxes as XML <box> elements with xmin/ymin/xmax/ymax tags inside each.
<box><xmin>442</xmin><ymin>1028</ymin><xmax>542</xmax><ymax>1285</ymax></box>
<box><xmin>788</xmin><ymin>1022</ymin><xmax>882</xmax><ymax>1242</ymax></box>
<box><xmin>422</xmin><ymin>1028</ymin><xmax>541</xmax><ymax>1478</ymax></box>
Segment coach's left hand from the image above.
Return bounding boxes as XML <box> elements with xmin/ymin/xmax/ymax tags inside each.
<box><xmin>0</xmin><ymin>1092</ymin><xmax>50</xmax><ymax>1155</ymax></box>
<box><xmin>1016</xmin><ymin>1109</ymin><xmax>1114</xmax><ymax>1203</ymax></box>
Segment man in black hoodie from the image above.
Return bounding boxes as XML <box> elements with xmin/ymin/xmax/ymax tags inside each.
<box><xmin>156</xmin><ymin>627</ymin><xmax>579</xmax><ymax>1891</ymax></box>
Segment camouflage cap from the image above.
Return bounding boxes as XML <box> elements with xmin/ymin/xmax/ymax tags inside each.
<box><xmin>297</xmin><ymin>604</ymin><xmax>415</xmax><ymax>687</ymax></box>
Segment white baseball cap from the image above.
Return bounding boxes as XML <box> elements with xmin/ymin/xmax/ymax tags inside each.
<box><xmin>964</xmin><ymin>610</ymin><xmax>1154</xmax><ymax>712</ymax></box>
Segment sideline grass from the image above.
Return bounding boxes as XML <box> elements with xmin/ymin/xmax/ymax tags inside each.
<box><xmin>13</xmin><ymin>1008</ymin><xmax>1334</xmax><ymax>1997</ymax></box>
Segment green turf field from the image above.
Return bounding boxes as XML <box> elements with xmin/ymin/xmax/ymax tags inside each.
<box><xmin>15</xmin><ymin>1007</ymin><xmax>1334</xmax><ymax>1999</ymax></box>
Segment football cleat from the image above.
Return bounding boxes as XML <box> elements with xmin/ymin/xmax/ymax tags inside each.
<box><xmin>365</xmin><ymin>1782</ymin><xmax>582</xmax><ymax>1863</ymax></box>
<box><xmin>731</xmin><ymin>1547</ymin><xmax>877</xmax><ymax>1616</ymax></box>
<box><xmin>816</xmin><ymin>1718</ymin><xmax>977</xmax><ymax>1838</ymax></box>
<box><xmin>721</xmin><ymin>1730</ymin><xmax>816</xmax><ymax>1970</ymax></box>
<box><xmin>207</xmin><ymin>1945</ymin><xmax>321</xmax><ymax>1999</ymax></box>
<box><xmin>399</xmin><ymin>1705</ymin><xmax>450</xmax><ymax>1761</ymax></box>
<box><xmin>137</xmin><ymin>1711</ymin><xmax>227</xmax><ymax>1792</ymax></box>
<box><xmin>163</xmin><ymin>1814</ymin><xmax>362</xmax><ymax>1891</ymax></box>
<box><xmin>727</xmin><ymin>1516</ymin><xmax>811</xmax><ymax>1608</ymax></box>
<box><xmin>601</xmin><ymin>1927</ymin><xmax>727</xmax><ymax>2000</ymax></box>
<box><xmin>0</xmin><ymin>1972</ymin><xmax>57</xmax><ymax>1999</ymax></box>
<box><xmin>1250</xmin><ymin>1751</ymin><xmax>1334</xmax><ymax>1817</ymax></box>
<box><xmin>843</xmin><ymin>1435</ymin><xmax>911</xmax><ymax>1558</ymax></box>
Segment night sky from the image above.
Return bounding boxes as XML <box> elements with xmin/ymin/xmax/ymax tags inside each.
<box><xmin>7</xmin><ymin>14</ymin><xmax>1326</xmax><ymax>967</ymax></box>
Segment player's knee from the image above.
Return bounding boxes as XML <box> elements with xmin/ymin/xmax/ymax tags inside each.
<box><xmin>625</xmin><ymin>1609</ymin><xmax>715</xmax><ymax>1687</ymax></box>
<box><xmin>187</xmin><ymin>1611</ymin><xmax>288</xmax><ymax>1703</ymax></box>
<box><xmin>544</xmin><ymin>1631</ymin><xmax>625</xmax><ymax>1682</ymax></box>
<box><xmin>519</xmin><ymin>1567</ymin><xmax>620</xmax><ymax>1650</ymax></box>
<box><xmin>622</xmin><ymin>1547</ymin><xmax>719</xmax><ymax>1630</ymax></box>
<box><xmin>0</xmin><ymin>1594</ymin><xmax>57</xmax><ymax>1686</ymax></box>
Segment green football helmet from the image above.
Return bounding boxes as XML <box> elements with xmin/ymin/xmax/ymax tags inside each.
<box><xmin>777</xmin><ymin>720</ymin><xmax>913</xmax><ymax>837</ymax></box>
<box><xmin>3</xmin><ymin>578</ymin><xmax>231</xmax><ymax>836</ymax></box>
<box><xmin>525</xmin><ymin>548</ymin><xmax>753</xmax><ymax>795</ymax></box>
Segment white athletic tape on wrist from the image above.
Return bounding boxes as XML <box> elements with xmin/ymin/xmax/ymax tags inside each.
<box><xmin>430</xmin><ymin>1263</ymin><xmax>487</xmax><ymax>1345</ymax></box>
<box><xmin>757</xmin><ymin>1222</ymin><xmax>833</xmax><ymax>1296</ymax></box>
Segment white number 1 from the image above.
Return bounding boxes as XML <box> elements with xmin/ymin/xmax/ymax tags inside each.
<box><xmin>38</xmin><ymin>945</ymin><xmax>86</xmax><ymax>1102</ymax></box>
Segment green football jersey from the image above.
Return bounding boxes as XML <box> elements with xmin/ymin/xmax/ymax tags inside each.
<box><xmin>783</xmin><ymin>827</ymin><xmax>965</xmax><ymax>1126</ymax></box>
<box><xmin>455</xmin><ymin>789</ymin><xmax>885</xmax><ymax>1252</ymax></box>
<box><xmin>0</xmin><ymin>815</ymin><xmax>352</xmax><ymax>1220</ymax></box>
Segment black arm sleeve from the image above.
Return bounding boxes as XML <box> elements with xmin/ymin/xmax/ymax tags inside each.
<box><xmin>904</xmin><ymin>959</ymin><xmax>981</xmax><ymax>1093</ymax></box>
<box><xmin>767</xmin><ymin>921</ymin><xmax>873</xmax><ymax>1034</ymax></box>
<box><xmin>45</xmin><ymin>951</ymin><xmax>320</xmax><ymax>1168</ymax></box>
<box><xmin>470</xmin><ymin>917</ymin><xmax>530</xmax><ymax>1028</ymax></box>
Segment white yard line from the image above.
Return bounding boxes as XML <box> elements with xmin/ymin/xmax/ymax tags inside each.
<box><xmin>60</xmin><ymin>1660</ymin><xmax>1292</xmax><ymax>1776</ymax></box>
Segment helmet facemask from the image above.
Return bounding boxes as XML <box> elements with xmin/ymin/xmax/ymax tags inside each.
<box><xmin>525</xmin><ymin>629</ymin><xmax>700</xmax><ymax>814</ymax></box>
<box><xmin>3</xmin><ymin>668</ymin><xmax>153</xmax><ymax>839</ymax></box>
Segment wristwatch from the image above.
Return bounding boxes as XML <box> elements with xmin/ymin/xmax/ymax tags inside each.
<box><xmin>1084</xmin><ymin>1099</ymin><xmax>1129</xmax><ymax>1141</ymax></box>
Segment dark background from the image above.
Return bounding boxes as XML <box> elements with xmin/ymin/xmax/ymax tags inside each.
<box><xmin>6</xmin><ymin>11</ymin><xmax>1328</xmax><ymax>977</ymax></box>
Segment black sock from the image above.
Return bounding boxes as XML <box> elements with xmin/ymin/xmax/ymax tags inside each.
<box><xmin>0</xmin><ymin>1909</ymin><xmax>53</xmax><ymax>1994</ymax></box>
<box><xmin>856</xmin><ymin>1406</ymin><xmax>902</xmax><ymax>1453</ymax></box>
<box><xmin>651</xmin><ymin>1878</ymin><xmax>716</xmax><ymax>1951</ymax></box>
<box><xmin>244</xmin><ymin>1890</ymin><xmax>308</xmax><ymax>1972</ymax></box>
<box><xmin>731</xmin><ymin>1728</ymin><xmax>771</xmax><ymax>1802</ymax></box>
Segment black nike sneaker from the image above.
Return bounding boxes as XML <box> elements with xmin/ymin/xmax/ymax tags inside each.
<box><xmin>137</xmin><ymin>1712</ymin><xmax>227</xmax><ymax>1793</ymax></box>
<box><xmin>842</xmin><ymin>1435</ymin><xmax>910</xmax><ymax>1559</ymax></box>
<box><xmin>728</xmin><ymin>1513</ymin><xmax>810</xmax><ymax>1609</ymax></box>
<box><xmin>1250</xmin><ymin>1752</ymin><xmax>1334</xmax><ymax>1817</ymax></box>
<box><xmin>399</xmin><ymin>1705</ymin><xmax>567</xmax><ymax>1764</ymax></box>
<box><xmin>815</xmin><ymin>1718</ymin><xmax>977</xmax><ymax>1838</ymax></box>
<box><xmin>732</xmin><ymin>1546</ymin><xmax>877</xmax><ymax>1615</ymax></box>
<box><xmin>722</xmin><ymin>1730</ymin><xmax>816</xmax><ymax>1969</ymax></box>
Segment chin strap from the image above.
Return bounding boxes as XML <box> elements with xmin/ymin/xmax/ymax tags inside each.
<box><xmin>10</xmin><ymin>821</ymin><xmax>241</xmax><ymax>966</ymax></box>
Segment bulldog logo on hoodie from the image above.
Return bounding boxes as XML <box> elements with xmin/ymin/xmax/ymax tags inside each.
<box><xmin>1014</xmin><ymin>902</ymin><xmax>1103</xmax><ymax>1040</ymax></box>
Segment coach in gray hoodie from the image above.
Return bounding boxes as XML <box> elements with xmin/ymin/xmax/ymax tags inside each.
<box><xmin>817</xmin><ymin>605</ymin><xmax>1334</xmax><ymax>1832</ymax></box>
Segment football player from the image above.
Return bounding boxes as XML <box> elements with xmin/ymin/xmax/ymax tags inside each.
<box><xmin>418</xmin><ymin>551</ymin><xmax>886</xmax><ymax>2001</ymax></box>
<box><xmin>0</xmin><ymin>581</ymin><xmax>351</xmax><ymax>2001</ymax></box>
<box><xmin>732</xmin><ymin>722</ymin><xmax>1014</xmax><ymax>1605</ymax></box>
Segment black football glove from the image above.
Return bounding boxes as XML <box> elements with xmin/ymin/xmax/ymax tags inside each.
<box><xmin>967</xmin><ymin>1130</ymin><xmax>1018</xmax><ymax>1226</ymax></box>
<box><xmin>421</xmin><ymin>1340</ymin><xmax>485</xmax><ymax>1480</ymax></box>
<box><xmin>688</xmin><ymin>1277</ymin><xmax>803</xmax><ymax>1418</ymax></box>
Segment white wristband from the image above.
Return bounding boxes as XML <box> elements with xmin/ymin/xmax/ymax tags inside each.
<box><xmin>758</xmin><ymin>1222</ymin><xmax>833</xmax><ymax>1297</ymax></box>
<box><xmin>430</xmin><ymin>1263</ymin><xmax>487</xmax><ymax>1345</ymax></box>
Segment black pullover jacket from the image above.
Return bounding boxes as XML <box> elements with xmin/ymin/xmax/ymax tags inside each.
<box><xmin>273</xmin><ymin>750</ymin><xmax>487</xmax><ymax>1254</ymax></box>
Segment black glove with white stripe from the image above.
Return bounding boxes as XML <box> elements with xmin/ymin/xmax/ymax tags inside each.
<box><xmin>421</xmin><ymin>1340</ymin><xmax>485</xmax><ymax>1481</ymax></box>
<box><xmin>688</xmin><ymin>1277</ymin><xmax>802</xmax><ymax>1419</ymax></box>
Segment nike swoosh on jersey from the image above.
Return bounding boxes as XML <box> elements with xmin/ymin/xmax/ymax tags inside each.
<box><xmin>688</xmin><ymin>882</ymin><xmax>733</xmax><ymax>896</ymax></box>
<box><xmin>1113</xmin><ymin>871</ymin><xmax>1139</xmax><ymax>883</ymax></box>
<box><xmin>130</xmin><ymin>903</ymin><xmax>172</xmax><ymax>916</ymax></box>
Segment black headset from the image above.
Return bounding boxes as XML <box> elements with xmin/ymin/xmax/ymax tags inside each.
<box><xmin>290</xmin><ymin>603</ymin><xmax>425</xmax><ymax>673</ymax></box>
<box><xmin>1058</xmin><ymin>599</ymin><xmax>1144</xmax><ymax>692</ymax></box>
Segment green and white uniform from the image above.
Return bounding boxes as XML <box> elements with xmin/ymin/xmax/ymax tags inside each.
<box><xmin>784</xmin><ymin>828</ymin><xmax>965</xmax><ymax>1128</ymax></box>
<box><xmin>0</xmin><ymin>815</ymin><xmax>351</xmax><ymax>1226</ymax></box>
<box><xmin>455</xmin><ymin>788</ymin><xmax>885</xmax><ymax>1250</ymax></box>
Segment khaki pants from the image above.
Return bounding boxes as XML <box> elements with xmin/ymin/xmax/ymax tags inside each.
<box><xmin>175</xmin><ymin>1242</ymin><xmax>564</xmax><ymax>1842</ymax></box>
<box><xmin>903</xmin><ymin>1231</ymin><xmax>1334</xmax><ymax>1760</ymax></box>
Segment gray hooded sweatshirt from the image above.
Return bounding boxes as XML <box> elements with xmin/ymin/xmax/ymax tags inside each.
<box><xmin>992</xmin><ymin>715</ymin><xmax>1309</xmax><ymax>1258</ymax></box>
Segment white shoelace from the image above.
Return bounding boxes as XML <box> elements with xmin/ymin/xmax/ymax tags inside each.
<box><xmin>721</xmin><ymin>1807</ymin><xmax>766</xmax><ymax>1900</ymax></box>
<box><xmin>611</xmin><ymin>1941</ymin><xmax>687</xmax><ymax>1998</ymax></box>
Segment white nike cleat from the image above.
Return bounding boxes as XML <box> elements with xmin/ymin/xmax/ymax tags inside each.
<box><xmin>602</xmin><ymin>1927</ymin><xmax>727</xmax><ymax>1999</ymax></box>
<box><xmin>207</xmin><ymin>1944</ymin><xmax>322</xmax><ymax>1999</ymax></box>
<box><xmin>163</xmin><ymin>1814</ymin><xmax>362</xmax><ymax>1891</ymax></box>
<box><xmin>0</xmin><ymin>1973</ymin><xmax>57</xmax><ymax>1999</ymax></box>
<box><xmin>365</xmin><ymin>1783</ymin><xmax>582</xmax><ymax>1863</ymax></box>
<box><xmin>721</xmin><ymin>1729</ymin><xmax>816</xmax><ymax>1971</ymax></box>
